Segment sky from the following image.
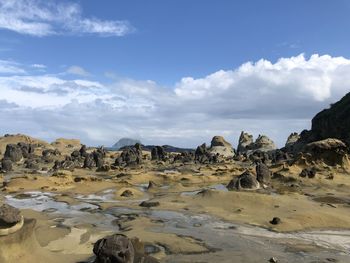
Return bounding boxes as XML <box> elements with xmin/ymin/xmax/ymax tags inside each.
<box><xmin>1</xmin><ymin>0</ymin><xmax>350</xmax><ymax>148</ymax></box>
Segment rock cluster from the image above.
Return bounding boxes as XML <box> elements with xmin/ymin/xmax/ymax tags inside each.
<box><xmin>151</xmin><ymin>146</ymin><xmax>166</xmax><ymax>161</ymax></box>
<box><xmin>115</xmin><ymin>143</ymin><xmax>143</xmax><ymax>166</ymax></box>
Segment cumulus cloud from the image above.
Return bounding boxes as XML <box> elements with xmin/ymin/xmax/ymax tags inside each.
<box><xmin>0</xmin><ymin>54</ymin><xmax>350</xmax><ymax>147</ymax></box>
<box><xmin>0</xmin><ymin>0</ymin><xmax>133</xmax><ymax>37</ymax></box>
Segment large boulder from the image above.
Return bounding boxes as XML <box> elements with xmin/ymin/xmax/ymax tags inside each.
<box><xmin>209</xmin><ymin>136</ymin><xmax>235</xmax><ymax>158</ymax></box>
<box><xmin>4</xmin><ymin>144</ymin><xmax>23</xmax><ymax>162</ymax></box>
<box><xmin>237</xmin><ymin>132</ymin><xmax>254</xmax><ymax>154</ymax></box>
<box><xmin>253</xmin><ymin>135</ymin><xmax>277</xmax><ymax>152</ymax></box>
<box><xmin>93</xmin><ymin>234</ymin><xmax>135</xmax><ymax>263</ymax></box>
<box><xmin>0</xmin><ymin>204</ymin><xmax>21</xmax><ymax>227</ymax></box>
<box><xmin>227</xmin><ymin>171</ymin><xmax>260</xmax><ymax>190</ymax></box>
<box><xmin>285</xmin><ymin>132</ymin><xmax>300</xmax><ymax>152</ymax></box>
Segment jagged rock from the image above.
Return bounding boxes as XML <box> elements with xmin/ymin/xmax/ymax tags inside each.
<box><xmin>93</xmin><ymin>234</ymin><xmax>135</xmax><ymax>263</ymax></box>
<box><xmin>151</xmin><ymin>146</ymin><xmax>166</xmax><ymax>161</ymax></box>
<box><xmin>79</xmin><ymin>145</ymin><xmax>88</xmax><ymax>157</ymax></box>
<box><xmin>84</xmin><ymin>153</ymin><xmax>95</xmax><ymax>168</ymax></box>
<box><xmin>4</xmin><ymin>144</ymin><xmax>23</xmax><ymax>162</ymax></box>
<box><xmin>1</xmin><ymin>158</ymin><xmax>12</xmax><ymax>172</ymax></box>
<box><xmin>209</xmin><ymin>136</ymin><xmax>235</xmax><ymax>158</ymax></box>
<box><xmin>227</xmin><ymin>171</ymin><xmax>260</xmax><ymax>190</ymax></box>
<box><xmin>256</xmin><ymin>162</ymin><xmax>271</xmax><ymax>185</ymax></box>
<box><xmin>285</xmin><ymin>132</ymin><xmax>300</xmax><ymax>152</ymax></box>
<box><xmin>237</xmin><ymin>131</ymin><xmax>254</xmax><ymax>154</ymax></box>
<box><xmin>115</xmin><ymin>143</ymin><xmax>143</xmax><ymax>167</ymax></box>
<box><xmin>0</xmin><ymin>204</ymin><xmax>21</xmax><ymax>226</ymax></box>
<box><xmin>195</xmin><ymin>143</ymin><xmax>219</xmax><ymax>164</ymax></box>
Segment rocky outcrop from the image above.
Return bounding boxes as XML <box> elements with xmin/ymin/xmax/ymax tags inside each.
<box><xmin>284</xmin><ymin>132</ymin><xmax>300</xmax><ymax>152</ymax></box>
<box><xmin>151</xmin><ymin>146</ymin><xmax>166</xmax><ymax>161</ymax></box>
<box><xmin>237</xmin><ymin>132</ymin><xmax>254</xmax><ymax>154</ymax></box>
<box><xmin>237</xmin><ymin>132</ymin><xmax>276</xmax><ymax>155</ymax></box>
<box><xmin>115</xmin><ymin>143</ymin><xmax>143</xmax><ymax>166</ymax></box>
<box><xmin>173</xmin><ymin>151</ymin><xmax>194</xmax><ymax>163</ymax></box>
<box><xmin>311</xmin><ymin>92</ymin><xmax>350</xmax><ymax>145</ymax></box>
<box><xmin>209</xmin><ymin>136</ymin><xmax>235</xmax><ymax>158</ymax></box>
<box><xmin>227</xmin><ymin>171</ymin><xmax>260</xmax><ymax>190</ymax></box>
<box><xmin>303</xmin><ymin>138</ymin><xmax>349</xmax><ymax>167</ymax></box>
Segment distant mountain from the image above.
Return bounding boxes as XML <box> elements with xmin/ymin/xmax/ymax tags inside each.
<box><xmin>111</xmin><ymin>138</ymin><xmax>141</xmax><ymax>150</ymax></box>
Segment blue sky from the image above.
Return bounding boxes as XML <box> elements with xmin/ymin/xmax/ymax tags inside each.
<box><xmin>1</xmin><ymin>0</ymin><xmax>350</xmax><ymax>147</ymax></box>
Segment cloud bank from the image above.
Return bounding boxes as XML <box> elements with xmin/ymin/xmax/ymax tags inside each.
<box><xmin>0</xmin><ymin>0</ymin><xmax>133</xmax><ymax>37</ymax></box>
<box><xmin>0</xmin><ymin>54</ymin><xmax>350</xmax><ymax>147</ymax></box>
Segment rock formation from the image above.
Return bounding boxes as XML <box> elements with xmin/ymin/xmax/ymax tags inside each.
<box><xmin>151</xmin><ymin>146</ymin><xmax>166</xmax><ymax>161</ymax></box>
<box><xmin>209</xmin><ymin>136</ymin><xmax>235</xmax><ymax>158</ymax></box>
<box><xmin>284</xmin><ymin>132</ymin><xmax>300</xmax><ymax>152</ymax></box>
<box><xmin>237</xmin><ymin>132</ymin><xmax>254</xmax><ymax>154</ymax></box>
<box><xmin>115</xmin><ymin>143</ymin><xmax>143</xmax><ymax>166</ymax></box>
<box><xmin>256</xmin><ymin>162</ymin><xmax>271</xmax><ymax>185</ymax></box>
<box><xmin>0</xmin><ymin>204</ymin><xmax>24</xmax><ymax>236</ymax></box>
<box><xmin>4</xmin><ymin>144</ymin><xmax>23</xmax><ymax>162</ymax></box>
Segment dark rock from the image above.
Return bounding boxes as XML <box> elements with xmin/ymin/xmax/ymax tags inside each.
<box><xmin>299</xmin><ymin>168</ymin><xmax>316</xmax><ymax>178</ymax></box>
<box><xmin>147</xmin><ymin>181</ymin><xmax>158</xmax><ymax>190</ymax></box>
<box><xmin>173</xmin><ymin>151</ymin><xmax>194</xmax><ymax>163</ymax></box>
<box><xmin>139</xmin><ymin>201</ymin><xmax>160</xmax><ymax>208</ymax></box>
<box><xmin>269</xmin><ymin>257</ymin><xmax>278</xmax><ymax>263</ymax></box>
<box><xmin>84</xmin><ymin>153</ymin><xmax>96</xmax><ymax>168</ymax></box>
<box><xmin>1</xmin><ymin>158</ymin><xmax>13</xmax><ymax>172</ymax></box>
<box><xmin>256</xmin><ymin>162</ymin><xmax>271</xmax><ymax>185</ymax></box>
<box><xmin>115</xmin><ymin>144</ymin><xmax>142</xmax><ymax>167</ymax></box>
<box><xmin>237</xmin><ymin>131</ymin><xmax>254</xmax><ymax>154</ymax></box>
<box><xmin>79</xmin><ymin>145</ymin><xmax>88</xmax><ymax>157</ymax></box>
<box><xmin>4</xmin><ymin>144</ymin><xmax>23</xmax><ymax>162</ymax></box>
<box><xmin>227</xmin><ymin>171</ymin><xmax>260</xmax><ymax>190</ymax></box>
<box><xmin>269</xmin><ymin>217</ymin><xmax>281</xmax><ymax>225</ymax></box>
<box><xmin>151</xmin><ymin>146</ymin><xmax>166</xmax><ymax>161</ymax></box>
<box><xmin>195</xmin><ymin>143</ymin><xmax>219</xmax><ymax>164</ymax></box>
<box><xmin>121</xmin><ymin>190</ymin><xmax>133</xmax><ymax>197</ymax></box>
<box><xmin>93</xmin><ymin>234</ymin><xmax>134</xmax><ymax>263</ymax></box>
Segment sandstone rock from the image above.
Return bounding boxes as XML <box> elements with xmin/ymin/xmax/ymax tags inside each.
<box><xmin>253</xmin><ymin>135</ymin><xmax>277</xmax><ymax>152</ymax></box>
<box><xmin>0</xmin><ymin>204</ymin><xmax>21</xmax><ymax>226</ymax></box>
<box><xmin>93</xmin><ymin>234</ymin><xmax>135</xmax><ymax>263</ymax></box>
<box><xmin>209</xmin><ymin>136</ymin><xmax>235</xmax><ymax>158</ymax></box>
<box><xmin>285</xmin><ymin>132</ymin><xmax>300</xmax><ymax>152</ymax></box>
<box><xmin>227</xmin><ymin>171</ymin><xmax>260</xmax><ymax>190</ymax></box>
<box><xmin>303</xmin><ymin>138</ymin><xmax>349</xmax><ymax>167</ymax></box>
<box><xmin>237</xmin><ymin>131</ymin><xmax>254</xmax><ymax>154</ymax></box>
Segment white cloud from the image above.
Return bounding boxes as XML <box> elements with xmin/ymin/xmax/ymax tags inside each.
<box><xmin>31</xmin><ymin>64</ymin><xmax>46</xmax><ymax>69</ymax></box>
<box><xmin>0</xmin><ymin>54</ymin><xmax>350</xmax><ymax>147</ymax></box>
<box><xmin>0</xmin><ymin>0</ymin><xmax>133</xmax><ymax>37</ymax></box>
<box><xmin>67</xmin><ymin>66</ymin><xmax>90</xmax><ymax>77</ymax></box>
<box><xmin>0</xmin><ymin>59</ymin><xmax>25</xmax><ymax>74</ymax></box>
